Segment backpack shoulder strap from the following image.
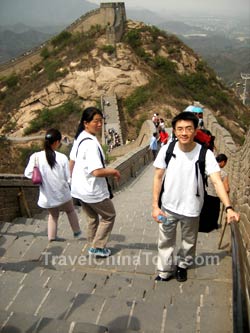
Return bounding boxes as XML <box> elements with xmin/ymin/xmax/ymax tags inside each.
<box><xmin>198</xmin><ymin>145</ymin><xmax>207</xmax><ymax>182</ymax></box>
<box><xmin>165</xmin><ymin>139</ymin><xmax>177</xmax><ymax>167</ymax></box>
<box><xmin>76</xmin><ymin>137</ymin><xmax>92</xmax><ymax>157</ymax></box>
<box><xmin>76</xmin><ymin>137</ymin><xmax>105</xmax><ymax>167</ymax></box>
<box><xmin>195</xmin><ymin>145</ymin><xmax>207</xmax><ymax>196</ymax></box>
<box><xmin>158</xmin><ymin>139</ymin><xmax>177</xmax><ymax>207</ymax></box>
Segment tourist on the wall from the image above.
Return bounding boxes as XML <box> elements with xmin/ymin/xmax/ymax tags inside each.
<box><xmin>69</xmin><ymin>107</ymin><xmax>121</xmax><ymax>257</ymax></box>
<box><xmin>24</xmin><ymin>128</ymin><xmax>81</xmax><ymax>242</ymax></box>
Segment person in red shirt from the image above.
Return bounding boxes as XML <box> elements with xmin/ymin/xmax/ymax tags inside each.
<box><xmin>159</xmin><ymin>128</ymin><xmax>169</xmax><ymax>146</ymax></box>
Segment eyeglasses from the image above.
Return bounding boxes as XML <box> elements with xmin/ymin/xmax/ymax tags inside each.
<box><xmin>175</xmin><ymin>126</ymin><xmax>195</xmax><ymax>134</ymax></box>
<box><xmin>91</xmin><ymin>119</ymin><xmax>103</xmax><ymax>125</ymax></box>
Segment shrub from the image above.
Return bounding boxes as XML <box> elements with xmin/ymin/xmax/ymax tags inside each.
<box><xmin>153</xmin><ymin>56</ymin><xmax>176</xmax><ymax>75</ymax></box>
<box><xmin>102</xmin><ymin>45</ymin><xmax>116</xmax><ymax>55</ymax></box>
<box><xmin>124</xmin><ymin>86</ymin><xmax>150</xmax><ymax>117</ymax></box>
<box><xmin>4</xmin><ymin>74</ymin><xmax>19</xmax><ymax>88</ymax></box>
<box><xmin>135</xmin><ymin>113</ymin><xmax>148</xmax><ymax>135</ymax></box>
<box><xmin>76</xmin><ymin>39</ymin><xmax>95</xmax><ymax>54</ymax></box>
<box><xmin>19</xmin><ymin>144</ymin><xmax>41</xmax><ymax>167</ymax></box>
<box><xmin>44</xmin><ymin>59</ymin><xmax>64</xmax><ymax>81</ymax></box>
<box><xmin>51</xmin><ymin>31</ymin><xmax>72</xmax><ymax>47</ymax></box>
<box><xmin>124</xmin><ymin>30</ymin><xmax>142</xmax><ymax>49</ymax></box>
<box><xmin>40</xmin><ymin>47</ymin><xmax>50</xmax><ymax>59</ymax></box>
<box><xmin>24</xmin><ymin>101</ymin><xmax>82</xmax><ymax>135</ymax></box>
<box><xmin>0</xmin><ymin>91</ymin><xmax>6</xmax><ymax>100</ymax></box>
<box><xmin>2</xmin><ymin>120</ymin><xmax>17</xmax><ymax>133</ymax></box>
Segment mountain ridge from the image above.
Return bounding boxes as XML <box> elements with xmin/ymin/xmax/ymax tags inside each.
<box><xmin>0</xmin><ymin>14</ymin><xmax>249</xmax><ymax>172</ymax></box>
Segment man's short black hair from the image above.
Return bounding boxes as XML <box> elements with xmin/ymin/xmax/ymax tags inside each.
<box><xmin>172</xmin><ymin>111</ymin><xmax>199</xmax><ymax>129</ymax></box>
<box><xmin>216</xmin><ymin>153</ymin><xmax>228</xmax><ymax>163</ymax></box>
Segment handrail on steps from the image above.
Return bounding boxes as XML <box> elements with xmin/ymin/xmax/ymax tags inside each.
<box><xmin>230</xmin><ymin>220</ymin><xmax>250</xmax><ymax>333</ymax></box>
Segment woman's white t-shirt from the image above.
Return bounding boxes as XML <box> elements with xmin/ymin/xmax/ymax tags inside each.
<box><xmin>207</xmin><ymin>169</ymin><xmax>227</xmax><ymax>197</ymax></box>
<box><xmin>70</xmin><ymin>131</ymin><xmax>109</xmax><ymax>203</ymax></box>
<box><xmin>153</xmin><ymin>142</ymin><xmax>220</xmax><ymax>217</ymax></box>
<box><xmin>24</xmin><ymin>150</ymin><xmax>72</xmax><ymax>208</ymax></box>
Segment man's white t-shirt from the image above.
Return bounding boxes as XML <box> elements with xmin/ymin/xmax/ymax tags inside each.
<box><xmin>24</xmin><ymin>150</ymin><xmax>72</xmax><ymax>208</ymax></box>
<box><xmin>70</xmin><ymin>131</ymin><xmax>109</xmax><ymax>203</ymax></box>
<box><xmin>153</xmin><ymin>142</ymin><xmax>220</xmax><ymax>217</ymax></box>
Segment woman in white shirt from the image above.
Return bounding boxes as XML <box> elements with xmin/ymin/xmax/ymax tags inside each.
<box><xmin>70</xmin><ymin>107</ymin><xmax>121</xmax><ymax>258</ymax></box>
<box><xmin>24</xmin><ymin>128</ymin><xmax>81</xmax><ymax>241</ymax></box>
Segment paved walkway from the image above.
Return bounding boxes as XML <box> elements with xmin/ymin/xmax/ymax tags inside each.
<box><xmin>0</xmin><ymin>164</ymin><xmax>232</xmax><ymax>332</ymax></box>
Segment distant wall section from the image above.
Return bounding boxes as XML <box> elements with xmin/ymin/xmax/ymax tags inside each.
<box><xmin>0</xmin><ymin>2</ymin><xmax>126</xmax><ymax>77</ymax></box>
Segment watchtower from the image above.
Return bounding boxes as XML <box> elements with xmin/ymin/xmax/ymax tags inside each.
<box><xmin>100</xmin><ymin>2</ymin><xmax>126</xmax><ymax>44</ymax></box>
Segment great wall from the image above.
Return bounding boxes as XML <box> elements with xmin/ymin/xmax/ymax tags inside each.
<box><xmin>0</xmin><ymin>2</ymin><xmax>249</xmax><ymax>321</ymax></box>
<box><xmin>0</xmin><ymin>2</ymin><xmax>126</xmax><ymax>78</ymax></box>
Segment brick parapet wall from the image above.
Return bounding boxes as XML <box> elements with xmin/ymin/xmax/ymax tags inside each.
<box><xmin>204</xmin><ymin>108</ymin><xmax>250</xmax><ymax>295</ymax></box>
<box><xmin>0</xmin><ymin>121</ymin><xmax>154</xmax><ymax>222</ymax></box>
<box><xmin>109</xmin><ymin>120</ymin><xmax>155</xmax><ymax>157</ymax></box>
<box><xmin>0</xmin><ymin>175</ymin><xmax>42</xmax><ymax>222</ymax></box>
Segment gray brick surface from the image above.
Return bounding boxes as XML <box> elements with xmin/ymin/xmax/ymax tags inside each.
<box><xmin>36</xmin><ymin>288</ymin><xmax>76</xmax><ymax>319</ymax></box>
<box><xmin>3</xmin><ymin>235</ymin><xmax>34</xmax><ymax>258</ymax></box>
<box><xmin>0</xmin><ymin>164</ymin><xmax>234</xmax><ymax>332</ymax></box>
<box><xmin>0</xmin><ymin>309</ymin><xmax>10</xmax><ymax>324</ymax></box>
<box><xmin>0</xmin><ymin>222</ymin><xmax>12</xmax><ymax>233</ymax></box>
<box><xmin>35</xmin><ymin>317</ymin><xmax>71</xmax><ymax>333</ymax></box>
<box><xmin>22</xmin><ymin>237</ymin><xmax>49</xmax><ymax>261</ymax></box>
<box><xmin>0</xmin><ymin>280</ymin><xmax>22</xmax><ymax>311</ymax></box>
<box><xmin>1</xmin><ymin>311</ymin><xmax>40</xmax><ymax>333</ymax></box>
<box><xmin>66</xmin><ymin>294</ymin><xmax>105</xmax><ymax>323</ymax></box>
<box><xmin>0</xmin><ymin>234</ymin><xmax>17</xmax><ymax>253</ymax></box>
<box><xmin>199</xmin><ymin>303</ymin><xmax>232</xmax><ymax>333</ymax></box>
<box><xmin>128</xmin><ymin>301</ymin><xmax>163</xmax><ymax>332</ymax></box>
<box><xmin>8</xmin><ymin>285</ymin><xmax>49</xmax><ymax>315</ymax></box>
<box><xmin>164</xmin><ymin>303</ymin><xmax>198</xmax><ymax>333</ymax></box>
<box><xmin>73</xmin><ymin>322</ymin><xmax>108</xmax><ymax>333</ymax></box>
<box><xmin>98</xmin><ymin>299</ymin><xmax>133</xmax><ymax>329</ymax></box>
<box><xmin>69</xmin><ymin>279</ymin><xmax>96</xmax><ymax>294</ymax></box>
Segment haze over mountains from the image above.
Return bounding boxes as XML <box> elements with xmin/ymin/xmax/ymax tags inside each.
<box><xmin>0</xmin><ymin>0</ymin><xmax>249</xmax><ymax>86</ymax></box>
<box><xmin>0</xmin><ymin>0</ymin><xmax>96</xmax><ymax>26</ymax></box>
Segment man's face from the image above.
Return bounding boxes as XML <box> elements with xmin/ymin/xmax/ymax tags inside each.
<box><xmin>173</xmin><ymin>120</ymin><xmax>197</xmax><ymax>145</ymax></box>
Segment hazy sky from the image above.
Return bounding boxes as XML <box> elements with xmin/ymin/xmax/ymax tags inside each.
<box><xmin>89</xmin><ymin>0</ymin><xmax>250</xmax><ymax>17</ymax></box>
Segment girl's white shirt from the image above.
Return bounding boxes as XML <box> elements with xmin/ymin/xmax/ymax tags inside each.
<box><xmin>70</xmin><ymin>131</ymin><xmax>109</xmax><ymax>203</ymax></box>
<box><xmin>24</xmin><ymin>150</ymin><xmax>72</xmax><ymax>208</ymax></box>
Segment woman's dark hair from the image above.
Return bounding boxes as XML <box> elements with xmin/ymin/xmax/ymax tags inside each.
<box><xmin>172</xmin><ymin>111</ymin><xmax>199</xmax><ymax>129</ymax></box>
<box><xmin>44</xmin><ymin>128</ymin><xmax>62</xmax><ymax>169</ymax></box>
<box><xmin>216</xmin><ymin>153</ymin><xmax>228</xmax><ymax>163</ymax></box>
<box><xmin>75</xmin><ymin>107</ymin><xmax>103</xmax><ymax>139</ymax></box>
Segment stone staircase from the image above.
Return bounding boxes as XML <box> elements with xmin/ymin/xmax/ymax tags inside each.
<box><xmin>0</xmin><ymin>165</ymin><xmax>233</xmax><ymax>333</ymax></box>
<box><xmin>103</xmin><ymin>95</ymin><xmax>123</xmax><ymax>144</ymax></box>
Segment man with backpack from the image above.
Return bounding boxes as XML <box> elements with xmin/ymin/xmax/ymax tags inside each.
<box><xmin>152</xmin><ymin>111</ymin><xmax>239</xmax><ymax>282</ymax></box>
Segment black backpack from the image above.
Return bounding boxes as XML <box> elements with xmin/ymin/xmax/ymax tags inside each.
<box><xmin>158</xmin><ymin>140</ymin><xmax>207</xmax><ymax>207</ymax></box>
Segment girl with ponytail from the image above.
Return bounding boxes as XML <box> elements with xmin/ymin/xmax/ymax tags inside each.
<box><xmin>24</xmin><ymin>128</ymin><xmax>81</xmax><ymax>241</ymax></box>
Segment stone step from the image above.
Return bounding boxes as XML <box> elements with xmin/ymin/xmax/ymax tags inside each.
<box><xmin>0</xmin><ymin>310</ymin><xmax>108</xmax><ymax>333</ymax></box>
<box><xmin>1</xmin><ymin>265</ymin><xmax>216</xmax><ymax>333</ymax></box>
